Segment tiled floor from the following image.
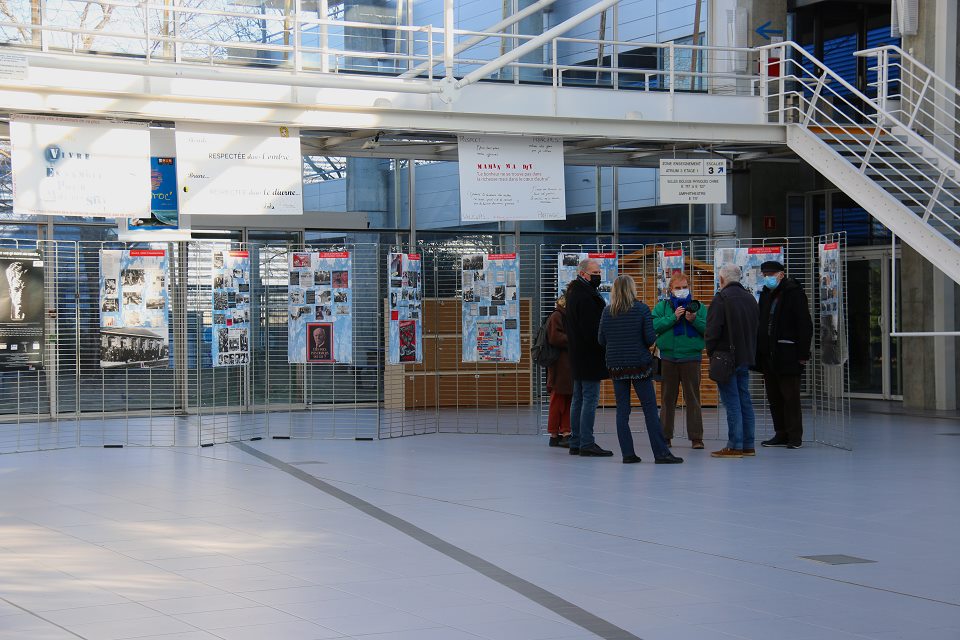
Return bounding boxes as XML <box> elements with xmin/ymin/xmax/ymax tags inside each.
<box><xmin>1</xmin><ymin>406</ymin><xmax>959</xmax><ymax>640</ymax></box>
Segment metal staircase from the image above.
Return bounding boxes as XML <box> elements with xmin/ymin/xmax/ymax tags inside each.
<box><xmin>760</xmin><ymin>43</ymin><xmax>960</xmax><ymax>284</ymax></box>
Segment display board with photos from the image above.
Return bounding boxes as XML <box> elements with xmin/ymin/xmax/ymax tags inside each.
<box><xmin>387</xmin><ymin>252</ymin><xmax>423</xmax><ymax>364</ymax></box>
<box><xmin>99</xmin><ymin>249</ymin><xmax>170</xmax><ymax>369</ymax></box>
<box><xmin>288</xmin><ymin>251</ymin><xmax>353</xmax><ymax>364</ymax></box>
<box><xmin>713</xmin><ymin>246</ymin><xmax>784</xmax><ymax>301</ymax></box>
<box><xmin>0</xmin><ymin>248</ymin><xmax>45</xmax><ymax>371</ymax></box>
<box><xmin>819</xmin><ymin>242</ymin><xmax>846</xmax><ymax>366</ymax></box>
<box><xmin>556</xmin><ymin>251</ymin><xmax>618</xmax><ymax>303</ymax></box>
<box><xmin>211</xmin><ymin>249</ymin><xmax>251</xmax><ymax>367</ymax></box>
<box><xmin>656</xmin><ymin>249</ymin><xmax>685</xmax><ymax>300</ymax></box>
<box><xmin>461</xmin><ymin>253</ymin><xmax>521</xmax><ymax>363</ymax></box>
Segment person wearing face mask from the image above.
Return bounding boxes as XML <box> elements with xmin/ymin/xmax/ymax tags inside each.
<box><xmin>563</xmin><ymin>258</ymin><xmax>612</xmax><ymax>457</ymax></box>
<box><xmin>652</xmin><ymin>272</ymin><xmax>707</xmax><ymax>449</ymax></box>
<box><xmin>755</xmin><ymin>261</ymin><xmax>813</xmax><ymax>449</ymax></box>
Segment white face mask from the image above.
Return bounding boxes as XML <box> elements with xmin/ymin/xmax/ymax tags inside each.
<box><xmin>673</xmin><ymin>288</ymin><xmax>690</xmax><ymax>299</ymax></box>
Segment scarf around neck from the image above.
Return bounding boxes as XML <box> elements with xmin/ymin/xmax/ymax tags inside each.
<box><xmin>670</xmin><ymin>296</ymin><xmax>700</xmax><ymax>338</ymax></box>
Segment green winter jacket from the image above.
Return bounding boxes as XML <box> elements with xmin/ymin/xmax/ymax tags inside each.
<box><xmin>652</xmin><ymin>298</ymin><xmax>708</xmax><ymax>361</ymax></box>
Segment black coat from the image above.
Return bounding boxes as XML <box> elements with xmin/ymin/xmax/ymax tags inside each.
<box><xmin>705</xmin><ymin>282</ymin><xmax>759</xmax><ymax>368</ymax></box>
<box><xmin>756</xmin><ymin>277</ymin><xmax>813</xmax><ymax>376</ymax></box>
<box><xmin>563</xmin><ymin>278</ymin><xmax>608</xmax><ymax>381</ymax></box>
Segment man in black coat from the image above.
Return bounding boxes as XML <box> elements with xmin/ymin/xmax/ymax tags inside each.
<box><xmin>756</xmin><ymin>261</ymin><xmax>813</xmax><ymax>449</ymax></box>
<box><xmin>563</xmin><ymin>258</ymin><xmax>612</xmax><ymax>457</ymax></box>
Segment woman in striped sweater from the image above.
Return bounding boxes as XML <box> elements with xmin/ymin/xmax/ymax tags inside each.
<box><xmin>598</xmin><ymin>275</ymin><xmax>684</xmax><ymax>465</ymax></box>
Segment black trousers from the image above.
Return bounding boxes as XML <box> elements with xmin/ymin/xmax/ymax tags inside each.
<box><xmin>763</xmin><ymin>372</ymin><xmax>803</xmax><ymax>445</ymax></box>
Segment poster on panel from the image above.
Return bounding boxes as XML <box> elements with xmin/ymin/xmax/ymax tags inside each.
<box><xmin>656</xmin><ymin>249</ymin><xmax>685</xmax><ymax>300</ymax></box>
<box><xmin>99</xmin><ymin>249</ymin><xmax>169</xmax><ymax>369</ymax></box>
<box><xmin>0</xmin><ymin>248</ymin><xmax>44</xmax><ymax>370</ymax></box>
<box><xmin>557</xmin><ymin>252</ymin><xmax>618</xmax><ymax>303</ymax></box>
<box><xmin>713</xmin><ymin>246</ymin><xmax>783</xmax><ymax>301</ymax></box>
<box><xmin>818</xmin><ymin>242</ymin><xmax>846</xmax><ymax>366</ymax></box>
<box><xmin>288</xmin><ymin>251</ymin><xmax>352</xmax><ymax>364</ymax></box>
<box><xmin>457</xmin><ymin>134</ymin><xmax>566</xmax><ymax>222</ymax></box>
<box><xmin>10</xmin><ymin>115</ymin><xmax>151</xmax><ymax>217</ymax></box>
<box><xmin>387</xmin><ymin>252</ymin><xmax>423</xmax><ymax>364</ymax></box>
<box><xmin>118</xmin><ymin>157</ymin><xmax>191</xmax><ymax>241</ymax></box>
<box><xmin>461</xmin><ymin>253</ymin><xmax>521</xmax><ymax>363</ymax></box>
<box><xmin>175</xmin><ymin>122</ymin><xmax>303</xmax><ymax>216</ymax></box>
<box><xmin>211</xmin><ymin>249</ymin><xmax>251</xmax><ymax>367</ymax></box>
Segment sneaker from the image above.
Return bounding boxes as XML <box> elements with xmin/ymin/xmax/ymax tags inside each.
<box><xmin>742</xmin><ymin>448</ymin><xmax>756</xmax><ymax>456</ymax></box>
<box><xmin>761</xmin><ymin>438</ymin><xmax>788</xmax><ymax>447</ymax></box>
<box><xmin>710</xmin><ymin>448</ymin><xmax>743</xmax><ymax>458</ymax></box>
<box><xmin>691</xmin><ymin>440</ymin><xmax>704</xmax><ymax>449</ymax></box>
<box><xmin>787</xmin><ymin>442</ymin><xmax>803</xmax><ymax>449</ymax></box>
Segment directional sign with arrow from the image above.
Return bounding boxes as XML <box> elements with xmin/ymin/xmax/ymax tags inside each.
<box><xmin>755</xmin><ymin>20</ymin><xmax>784</xmax><ymax>41</ymax></box>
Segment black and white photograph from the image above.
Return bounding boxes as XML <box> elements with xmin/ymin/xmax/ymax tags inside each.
<box><xmin>561</xmin><ymin>253</ymin><xmax>580</xmax><ymax>267</ymax></box>
<box><xmin>213</xmin><ymin>292</ymin><xmax>229</xmax><ymax>310</ymax></box>
<box><xmin>104</xmin><ymin>279</ymin><xmax>117</xmax><ymax>295</ymax></box>
<box><xmin>506</xmin><ymin>286</ymin><xmax>517</xmax><ymax>301</ymax></box>
<box><xmin>122</xmin><ymin>291</ymin><xmax>143</xmax><ymax>306</ymax></box>
<box><xmin>315</xmin><ymin>305</ymin><xmax>332</xmax><ymax>320</ymax></box>
<box><xmin>213</xmin><ymin>252</ymin><xmax>224</xmax><ymax>269</ymax></box>
<box><xmin>299</xmin><ymin>272</ymin><xmax>313</xmax><ymax>288</ymax></box>
<box><xmin>289</xmin><ymin>272</ymin><xmax>300</xmax><ymax>286</ymax></box>
<box><xmin>492</xmin><ymin>285</ymin><xmax>506</xmax><ymax>302</ymax></box>
<box><xmin>462</xmin><ymin>255</ymin><xmax>484</xmax><ymax>271</ymax></box>
<box><xmin>145</xmin><ymin>297</ymin><xmax>165</xmax><ymax>310</ymax></box>
<box><xmin>305</xmin><ymin>289</ymin><xmax>316</xmax><ymax>305</ymax></box>
<box><xmin>102</xmin><ymin>298</ymin><xmax>119</xmax><ymax>313</ymax></box>
<box><xmin>314</xmin><ymin>270</ymin><xmax>331</xmax><ymax>286</ymax></box>
<box><xmin>390</xmin><ymin>253</ymin><xmax>403</xmax><ymax>279</ymax></box>
<box><xmin>336</xmin><ymin>305</ymin><xmax>350</xmax><ymax>315</ymax></box>
<box><xmin>318</xmin><ymin>290</ymin><xmax>331</xmax><ymax>305</ymax></box>
<box><xmin>238</xmin><ymin>283</ymin><xmax>250</xmax><ymax>293</ymax></box>
<box><xmin>334</xmin><ymin>291</ymin><xmax>348</xmax><ymax>304</ymax></box>
<box><xmin>99</xmin><ymin>328</ymin><xmax>168</xmax><ymax>369</ymax></box>
<box><xmin>232</xmin><ymin>268</ymin><xmax>244</xmax><ymax>279</ymax></box>
<box><xmin>213</xmin><ymin>274</ymin><xmax>233</xmax><ymax>290</ymax></box>
<box><xmin>289</xmin><ymin>289</ymin><xmax>304</xmax><ymax>305</ymax></box>
<box><xmin>122</xmin><ymin>269</ymin><xmax>145</xmax><ymax>287</ymax></box>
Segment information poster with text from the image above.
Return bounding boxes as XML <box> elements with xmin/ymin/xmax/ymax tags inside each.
<box><xmin>387</xmin><ymin>252</ymin><xmax>422</xmax><ymax>364</ymax></box>
<box><xmin>819</xmin><ymin>242</ymin><xmax>846</xmax><ymax>366</ymax></box>
<box><xmin>211</xmin><ymin>249</ymin><xmax>251</xmax><ymax>367</ymax></box>
<box><xmin>288</xmin><ymin>251</ymin><xmax>353</xmax><ymax>364</ymax></box>
<box><xmin>119</xmin><ymin>157</ymin><xmax>191</xmax><ymax>240</ymax></box>
<box><xmin>657</xmin><ymin>249</ymin><xmax>685</xmax><ymax>300</ymax></box>
<box><xmin>457</xmin><ymin>134</ymin><xmax>566</xmax><ymax>222</ymax></box>
<box><xmin>99</xmin><ymin>249</ymin><xmax>169</xmax><ymax>369</ymax></box>
<box><xmin>713</xmin><ymin>246</ymin><xmax>783</xmax><ymax>300</ymax></box>
<box><xmin>461</xmin><ymin>253</ymin><xmax>521</xmax><ymax>362</ymax></box>
<box><xmin>0</xmin><ymin>248</ymin><xmax>44</xmax><ymax>370</ymax></box>
<box><xmin>557</xmin><ymin>252</ymin><xmax>618</xmax><ymax>303</ymax></box>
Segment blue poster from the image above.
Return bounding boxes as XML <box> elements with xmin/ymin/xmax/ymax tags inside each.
<box><xmin>387</xmin><ymin>252</ymin><xmax>422</xmax><ymax>364</ymax></box>
<box><xmin>557</xmin><ymin>251</ymin><xmax>618</xmax><ymax>303</ymax></box>
<box><xmin>461</xmin><ymin>253</ymin><xmax>521</xmax><ymax>363</ymax></box>
<box><xmin>211</xmin><ymin>249</ymin><xmax>251</xmax><ymax>367</ymax></box>
<box><xmin>99</xmin><ymin>248</ymin><xmax>169</xmax><ymax>369</ymax></box>
<box><xmin>713</xmin><ymin>246</ymin><xmax>783</xmax><ymax>301</ymax></box>
<box><xmin>123</xmin><ymin>157</ymin><xmax>180</xmax><ymax>232</ymax></box>
<box><xmin>288</xmin><ymin>250</ymin><xmax>353</xmax><ymax>364</ymax></box>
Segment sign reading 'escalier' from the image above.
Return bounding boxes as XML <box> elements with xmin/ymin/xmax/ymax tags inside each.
<box><xmin>659</xmin><ymin>159</ymin><xmax>728</xmax><ymax>204</ymax></box>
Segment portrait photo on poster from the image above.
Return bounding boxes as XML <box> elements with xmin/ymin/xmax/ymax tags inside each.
<box><xmin>306</xmin><ymin>322</ymin><xmax>334</xmax><ymax>362</ymax></box>
<box><xmin>0</xmin><ymin>249</ymin><xmax>45</xmax><ymax>370</ymax></box>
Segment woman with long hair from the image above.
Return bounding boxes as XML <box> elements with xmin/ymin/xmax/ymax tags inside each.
<box><xmin>598</xmin><ymin>275</ymin><xmax>683</xmax><ymax>464</ymax></box>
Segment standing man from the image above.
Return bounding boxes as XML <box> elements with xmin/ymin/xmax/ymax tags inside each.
<box><xmin>756</xmin><ymin>260</ymin><xmax>813</xmax><ymax>449</ymax></box>
<box><xmin>564</xmin><ymin>258</ymin><xmax>612</xmax><ymax>457</ymax></box>
<box><xmin>706</xmin><ymin>264</ymin><xmax>760</xmax><ymax>459</ymax></box>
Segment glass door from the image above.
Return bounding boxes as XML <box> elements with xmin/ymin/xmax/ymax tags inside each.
<box><xmin>846</xmin><ymin>248</ymin><xmax>901</xmax><ymax>398</ymax></box>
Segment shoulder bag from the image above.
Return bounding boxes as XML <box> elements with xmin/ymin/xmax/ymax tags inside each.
<box><xmin>708</xmin><ymin>291</ymin><xmax>737</xmax><ymax>384</ymax></box>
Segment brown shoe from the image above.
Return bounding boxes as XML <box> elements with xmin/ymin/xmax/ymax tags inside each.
<box><xmin>710</xmin><ymin>447</ymin><xmax>743</xmax><ymax>458</ymax></box>
<box><xmin>742</xmin><ymin>448</ymin><xmax>756</xmax><ymax>456</ymax></box>
<box><xmin>691</xmin><ymin>440</ymin><xmax>704</xmax><ymax>449</ymax></box>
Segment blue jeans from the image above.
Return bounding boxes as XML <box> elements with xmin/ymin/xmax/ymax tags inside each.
<box><xmin>716</xmin><ymin>365</ymin><xmax>756</xmax><ymax>450</ymax></box>
<box><xmin>569</xmin><ymin>379</ymin><xmax>600</xmax><ymax>449</ymax></box>
<box><xmin>613</xmin><ymin>377</ymin><xmax>672</xmax><ymax>459</ymax></box>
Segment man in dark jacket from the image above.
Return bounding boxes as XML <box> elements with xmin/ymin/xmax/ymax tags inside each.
<box><xmin>756</xmin><ymin>261</ymin><xmax>813</xmax><ymax>449</ymax></box>
<box><xmin>563</xmin><ymin>258</ymin><xmax>612</xmax><ymax>457</ymax></box>
<box><xmin>706</xmin><ymin>264</ymin><xmax>760</xmax><ymax>459</ymax></box>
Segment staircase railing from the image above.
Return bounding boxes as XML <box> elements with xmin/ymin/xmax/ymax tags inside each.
<box><xmin>759</xmin><ymin>41</ymin><xmax>960</xmax><ymax>247</ymax></box>
<box><xmin>855</xmin><ymin>45</ymin><xmax>960</xmax><ymax>160</ymax></box>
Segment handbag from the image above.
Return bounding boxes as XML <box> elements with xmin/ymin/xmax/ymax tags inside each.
<box><xmin>651</xmin><ymin>347</ymin><xmax>663</xmax><ymax>382</ymax></box>
<box><xmin>708</xmin><ymin>291</ymin><xmax>737</xmax><ymax>384</ymax></box>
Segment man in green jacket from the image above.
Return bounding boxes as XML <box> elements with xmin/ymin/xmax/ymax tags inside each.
<box><xmin>652</xmin><ymin>272</ymin><xmax>708</xmax><ymax>449</ymax></box>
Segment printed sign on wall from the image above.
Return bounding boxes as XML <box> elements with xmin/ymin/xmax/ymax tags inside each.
<box><xmin>387</xmin><ymin>252</ymin><xmax>423</xmax><ymax>364</ymax></box>
<box><xmin>175</xmin><ymin>122</ymin><xmax>303</xmax><ymax>216</ymax></box>
<box><xmin>461</xmin><ymin>253</ymin><xmax>521</xmax><ymax>362</ymax></box>
<box><xmin>457</xmin><ymin>134</ymin><xmax>566</xmax><ymax>222</ymax></box>
<box><xmin>99</xmin><ymin>249</ymin><xmax>169</xmax><ymax>369</ymax></box>
<box><xmin>119</xmin><ymin>157</ymin><xmax>191</xmax><ymax>240</ymax></box>
<box><xmin>557</xmin><ymin>252</ymin><xmax>618</xmax><ymax>303</ymax></box>
<box><xmin>288</xmin><ymin>251</ymin><xmax>352</xmax><ymax>364</ymax></box>
<box><xmin>713</xmin><ymin>246</ymin><xmax>784</xmax><ymax>301</ymax></box>
<box><xmin>211</xmin><ymin>249</ymin><xmax>251</xmax><ymax>367</ymax></box>
<box><xmin>819</xmin><ymin>242</ymin><xmax>846</xmax><ymax>366</ymax></box>
<box><xmin>11</xmin><ymin>115</ymin><xmax>151</xmax><ymax>217</ymax></box>
<box><xmin>0</xmin><ymin>248</ymin><xmax>44</xmax><ymax>371</ymax></box>
<box><xmin>657</xmin><ymin>249</ymin><xmax>685</xmax><ymax>300</ymax></box>
<box><xmin>659</xmin><ymin>159</ymin><xmax>728</xmax><ymax>204</ymax></box>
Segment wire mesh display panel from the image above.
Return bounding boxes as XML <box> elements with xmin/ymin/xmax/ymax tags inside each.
<box><xmin>811</xmin><ymin>232</ymin><xmax>850</xmax><ymax>449</ymax></box>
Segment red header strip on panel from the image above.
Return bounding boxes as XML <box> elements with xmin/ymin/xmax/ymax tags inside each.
<box><xmin>823</xmin><ymin>242</ymin><xmax>839</xmax><ymax>250</ymax></box>
<box><xmin>487</xmin><ymin>253</ymin><xmax>517</xmax><ymax>260</ymax></box>
<box><xmin>129</xmin><ymin>250</ymin><xmax>165</xmax><ymax>257</ymax></box>
<box><xmin>317</xmin><ymin>251</ymin><xmax>350</xmax><ymax>258</ymax></box>
<box><xmin>587</xmin><ymin>252</ymin><xmax>617</xmax><ymax>259</ymax></box>
<box><xmin>228</xmin><ymin>250</ymin><xmax>249</xmax><ymax>258</ymax></box>
<box><xmin>747</xmin><ymin>247</ymin><xmax>782</xmax><ymax>255</ymax></box>
<box><xmin>663</xmin><ymin>250</ymin><xmax>683</xmax><ymax>257</ymax></box>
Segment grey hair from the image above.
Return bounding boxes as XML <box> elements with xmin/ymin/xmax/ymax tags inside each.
<box><xmin>718</xmin><ymin>263</ymin><xmax>742</xmax><ymax>283</ymax></box>
<box><xmin>578</xmin><ymin>258</ymin><xmax>599</xmax><ymax>273</ymax></box>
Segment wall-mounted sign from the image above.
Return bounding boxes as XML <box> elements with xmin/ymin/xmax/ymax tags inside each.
<box><xmin>659</xmin><ymin>159</ymin><xmax>728</xmax><ymax>204</ymax></box>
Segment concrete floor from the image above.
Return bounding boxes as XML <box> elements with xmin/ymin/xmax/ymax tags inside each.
<box><xmin>0</xmin><ymin>406</ymin><xmax>957</xmax><ymax>639</ymax></box>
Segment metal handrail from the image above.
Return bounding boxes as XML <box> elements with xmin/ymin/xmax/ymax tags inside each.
<box><xmin>855</xmin><ymin>44</ymin><xmax>960</xmax><ymax>159</ymax></box>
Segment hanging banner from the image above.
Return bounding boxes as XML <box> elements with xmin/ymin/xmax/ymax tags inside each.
<box><xmin>211</xmin><ymin>249</ymin><xmax>251</xmax><ymax>367</ymax></box>
<box><xmin>457</xmin><ymin>134</ymin><xmax>566</xmax><ymax>222</ymax></box>
<box><xmin>819</xmin><ymin>242</ymin><xmax>846</xmax><ymax>366</ymax></box>
<box><xmin>10</xmin><ymin>115</ymin><xmax>151</xmax><ymax>217</ymax></box>
<box><xmin>659</xmin><ymin>159</ymin><xmax>728</xmax><ymax>204</ymax></box>
<box><xmin>387</xmin><ymin>252</ymin><xmax>423</xmax><ymax>364</ymax></box>
<box><xmin>656</xmin><ymin>249</ymin><xmax>685</xmax><ymax>300</ymax></box>
<box><xmin>288</xmin><ymin>251</ymin><xmax>352</xmax><ymax>364</ymax></box>
<box><xmin>0</xmin><ymin>248</ymin><xmax>44</xmax><ymax>371</ymax></box>
<box><xmin>99</xmin><ymin>249</ymin><xmax>169</xmax><ymax>369</ymax></box>
<box><xmin>175</xmin><ymin>122</ymin><xmax>303</xmax><ymax>216</ymax></box>
<box><xmin>118</xmin><ymin>157</ymin><xmax>191</xmax><ymax>241</ymax></box>
<box><xmin>557</xmin><ymin>251</ymin><xmax>618</xmax><ymax>303</ymax></box>
<box><xmin>461</xmin><ymin>253</ymin><xmax>521</xmax><ymax>362</ymax></box>
<box><xmin>713</xmin><ymin>246</ymin><xmax>784</xmax><ymax>301</ymax></box>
